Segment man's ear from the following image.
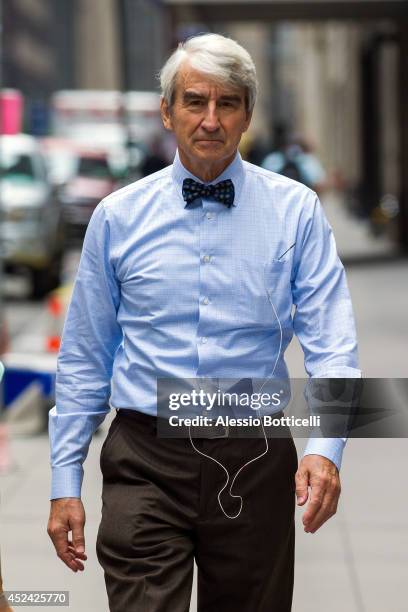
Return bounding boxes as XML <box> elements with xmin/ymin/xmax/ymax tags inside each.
<box><xmin>160</xmin><ymin>97</ymin><xmax>173</xmax><ymax>131</ymax></box>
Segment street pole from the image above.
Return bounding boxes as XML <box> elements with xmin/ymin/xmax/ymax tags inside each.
<box><xmin>398</xmin><ymin>21</ymin><xmax>408</xmax><ymax>251</ymax></box>
<box><xmin>118</xmin><ymin>0</ymin><xmax>134</xmax><ymax>175</ymax></box>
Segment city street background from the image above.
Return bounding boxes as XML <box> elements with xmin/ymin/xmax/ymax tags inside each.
<box><xmin>1</xmin><ymin>1</ymin><xmax>407</xmax><ymax>610</ymax></box>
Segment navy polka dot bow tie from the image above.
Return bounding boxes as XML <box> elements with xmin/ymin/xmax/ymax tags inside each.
<box><xmin>182</xmin><ymin>178</ymin><xmax>235</xmax><ymax>207</ymax></box>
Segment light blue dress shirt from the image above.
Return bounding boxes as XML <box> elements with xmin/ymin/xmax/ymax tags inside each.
<box><xmin>49</xmin><ymin>151</ymin><xmax>361</xmax><ymax>499</ymax></box>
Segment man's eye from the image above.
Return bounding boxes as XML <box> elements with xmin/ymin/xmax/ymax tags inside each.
<box><xmin>189</xmin><ymin>100</ymin><xmax>204</xmax><ymax>106</ymax></box>
<box><xmin>219</xmin><ymin>101</ymin><xmax>237</xmax><ymax>109</ymax></box>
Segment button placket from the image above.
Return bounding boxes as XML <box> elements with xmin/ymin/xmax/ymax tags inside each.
<box><xmin>197</xmin><ymin>203</ymin><xmax>218</xmax><ymax>361</ymax></box>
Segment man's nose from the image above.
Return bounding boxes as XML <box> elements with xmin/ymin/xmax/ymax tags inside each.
<box><xmin>201</xmin><ymin>104</ymin><xmax>220</xmax><ymax>132</ymax></box>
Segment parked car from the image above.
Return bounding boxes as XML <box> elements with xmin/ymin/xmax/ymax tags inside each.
<box><xmin>0</xmin><ymin>134</ymin><xmax>65</xmax><ymax>299</ymax></box>
<box><xmin>39</xmin><ymin>137</ymin><xmax>77</xmax><ymax>188</ymax></box>
<box><xmin>59</xmin><ymin>148</ymin><xmax>124</xmax><ymax>240</ymax></box>
<box><xmin>0</xmin><ymin>259</ymin><xmax>8</xmax><ymax>420</ymax></box>
<box><xmin>0</xmin><ymin>263</ymin><xmax>8</xmax><ymax>357</ymax></box>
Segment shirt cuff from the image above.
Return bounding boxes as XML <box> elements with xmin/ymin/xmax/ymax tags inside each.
<box><xmin>51</xmin><ymin>465</ymin><xmax>83</xmax><ymax>500</ymax></box>
<box><xmin>303</xmin><ymin>437</ymin><xmax>347</xmax><ymax>471</ymax></box>
<box><xmin>311</xmin><ymin>366</ymin><xmax>362</xmax><ymax>378</ymax></box>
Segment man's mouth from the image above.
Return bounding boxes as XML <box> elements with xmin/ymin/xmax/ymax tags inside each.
<box><xmin>195</xmin><ymin>139</ymin><xmax>224</xmax><ymax>144</ymax></box>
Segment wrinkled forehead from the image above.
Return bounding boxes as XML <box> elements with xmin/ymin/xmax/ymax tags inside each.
<box><xmin>174</xmin><ymin>63</ymin><xmax>245</xmax><ymax>101</ymax></box>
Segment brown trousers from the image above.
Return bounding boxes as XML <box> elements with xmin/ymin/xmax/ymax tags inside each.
<box><xmin>96</xmin><ymin>410</ymin><xmax>297</xmax><ymax>612</ymax></box>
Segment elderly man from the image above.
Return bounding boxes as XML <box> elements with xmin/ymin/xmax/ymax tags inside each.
<box><xmin>48</xmin><ymin>33</ymin><xmax>360</xmax><ymax>611</ymax></box>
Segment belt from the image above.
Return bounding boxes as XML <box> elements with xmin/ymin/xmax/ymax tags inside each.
<box><xmin>116</xmin><ymin>408</ymin><xmax>160</xmax><ymax>425</ymax></box>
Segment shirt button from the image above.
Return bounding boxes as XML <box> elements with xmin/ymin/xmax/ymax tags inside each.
<box><xmin>203</xmin><ymin>297</ymin><xmax>209</xmax><ymax>305</ymax></box>
<box><xmin>206</xmin><ymin>213</ymin><xmax>213</xmax><ymax>220</ymax></box>
<box><xmin>201</xmin><ymin>337</ymin><xmax>208</xmax><ymax>344</ymax></box>
<box><xmin>203</xmin><ymin>255</ymin><xmax>211</xmax><ymax>263</ymax></box>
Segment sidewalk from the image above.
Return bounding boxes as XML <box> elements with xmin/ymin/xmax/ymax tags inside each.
<box><xmin>321</xmin><ymin>190</ymin><xmax>398</xmax><ymax>262</ymax></box>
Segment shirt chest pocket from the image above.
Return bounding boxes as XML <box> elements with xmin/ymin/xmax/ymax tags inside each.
<box><xmin>263</xmin><ymin>259</ymin><xmax>293</xmax><ymax>319</ymax></box>
<box><xmin>232</xmin><ymin>259</ymin><xmax>292</xmax><ymax>329</ymax></box>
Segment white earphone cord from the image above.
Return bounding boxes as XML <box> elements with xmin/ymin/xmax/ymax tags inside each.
<box><xmin>188</xmin><ymin>284</ymin><xmax>283</xmax><ymax>519</ymax></box>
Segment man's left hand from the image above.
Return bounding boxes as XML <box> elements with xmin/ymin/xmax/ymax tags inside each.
<box><xmin>295</xmin><ymin>454</ymin><xmax>341</xmax><ymax>533</ymax></box>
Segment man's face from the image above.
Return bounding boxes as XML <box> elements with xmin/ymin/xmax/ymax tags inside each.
<box><xmin>161</xmin><ymin>64</ymin><xmax>252</xmax><ymax>178</ymax></box>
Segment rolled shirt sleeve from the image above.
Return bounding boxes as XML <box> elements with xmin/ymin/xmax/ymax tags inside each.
<box><xmin>291</xmin><ymin>195</ymin><xmax>361</xmax><ymax>470</ymax></box>
<box><xmin>49</xmin><ymin>202</ymin><xmax>123</xmax><ymax>499</ymax></box>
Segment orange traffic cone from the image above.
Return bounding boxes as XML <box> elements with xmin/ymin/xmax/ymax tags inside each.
<box><xmin>46</xmin><ymin>293</ymin><xmax>63</xmax><ymax>353</ymax></box>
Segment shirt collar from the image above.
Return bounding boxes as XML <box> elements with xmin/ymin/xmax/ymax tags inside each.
<box><xmin>172</xmin><ymin>149</ymin><xmax>244</xmax><ymax>208</ymax></box>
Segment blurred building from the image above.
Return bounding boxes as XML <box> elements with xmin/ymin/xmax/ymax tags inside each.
<box><xmin>1</xmin><ymin>0</ymin><xmax>75</xmax><ymax>131</ymax></box>
<box><xmin>280</xmin><ymin>21</ymin><xmax>400</xmax><ymax>215</ymax></box>
<box><xmin>2</xmin><ymin>0</ymin><xmax>407</xmax><ymax>248</ymax></box>
<box><xmin>119</xmin><ymin>0</ymin><xmax>169</xmax><ymax>91</ymax></box>
<box><xmin>74</xmin><ymin>0</ymin><xmax>121</xmax><ymax>90</ymax></box>
<box><xmin>164</xmin><ymin>0</ymin><xmax>408</xmax><ymax>248</ymax></box>
<box><xmin>1</xmin><ymin>0</ymin><xmax>169</xmax><ymax>131</ymax></box>
<box><xmin>273</xmin><ymin>23</ymin><xmax>363</xmax><ymax>185</ymax></box>
<box><xmin>223</xmin><ymin>23</ymin><xmax>272</xmax><ymax>152</ymax></box>
<box><xmin>2</xmin><ymin>0</ymin><xmax>72</xmax><ymax>94</ymax></box>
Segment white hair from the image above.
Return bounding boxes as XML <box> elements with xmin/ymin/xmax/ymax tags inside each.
<box><xmin>159</xmin><ymin>33</ymin><xmax>258</xmax><ymax>113</ymax></box>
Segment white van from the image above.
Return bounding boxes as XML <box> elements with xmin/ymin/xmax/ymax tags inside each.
<box><xmin>0</xmin><ymin>134</ymin><xmax>64</xmax><ymax>299</ymax></box>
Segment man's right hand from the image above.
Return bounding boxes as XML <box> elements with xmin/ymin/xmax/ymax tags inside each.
<box><xmin>47</xmin><ymin>498</ymin><xmax>87</xmax><ymax>572</ymax></box>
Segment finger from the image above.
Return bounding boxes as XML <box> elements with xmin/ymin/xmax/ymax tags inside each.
<box><xmin>295</xmin><ymin>468</ymin><xmax>309</xmax><ymax>505</ymax></box>
<box><xmin>305</xmin><ymin>499</ymin><xmax>337</xmax><ymax>533</ymax></box>
<box><xmin>49</xmin><ymin>526</ymin><xmax>69</xmax><ymax>558</ymax></box>
<box><xmin>67</xmin><ymin>540</ymin><xmax>87</xmax><ymax>570</ymax></box>
<box><xmin>57</xmin><ymin>548</ymin><xmax>83</xmax><ymax>572</ymax></box>
<box><xmin>66</xmin><ymin>545</ymin><xmax>86</xmax><ymax>571</ymax></box>
<box><xmin>302</xmin><ymin>484</ymin><xmax>325</xmax><ymax>528</ymax></box>
<box><xmin>67</xmin><ymin>544</ymin><xmax>88</xmax><ymax>561</ymax></box>
<box><xmin>66</xmin><ymin>552</ymin><xmax>85</xmax><ymax>571</ymax></box>
<box><xmin>49</xmin><ymin>529</ymin><xmax>82</xmax><ymax>572</ymax></box>
<box><xmin>71</xmin><ymin>521</ymin><xmax>86</xmax><ymax>555</ymax></box>
<box><xmin>302</xmin><ymin>498</ymin><xmax>323</xmax><ymax>530</ymax></box>
<box><xmin>306</xmin><ymin>487</ymin><xmax>340</xmax><ymax>533</ymax></box>
<box><xmin>69</xmin><ymin>555</ymin><xmax>85</xmax><ymax>571</ymax></box>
